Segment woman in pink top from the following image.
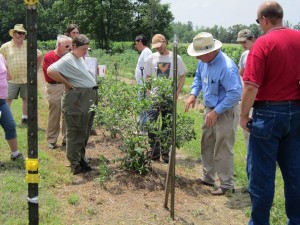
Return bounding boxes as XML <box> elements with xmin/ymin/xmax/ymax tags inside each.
<box><xmin>0</xmin><ymin>54</ymin><xmax>23</xmax><ymax>167</ymax></box>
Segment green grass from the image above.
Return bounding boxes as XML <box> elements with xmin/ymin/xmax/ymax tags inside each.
<box><xmin>0</xmin><ymin>95</ymin><xmax>73</xmax><ymax>225</ymax></box>
<box><xmin>0</xmin><ymin>53</ymin><xmax>287</xmax><ymax>224</ymax></box>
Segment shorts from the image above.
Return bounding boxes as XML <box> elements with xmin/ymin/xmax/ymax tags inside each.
<box><xmin>8</xmin><ymin>83</ymin><xmax>28</xmax><ymax>100</ymax></box>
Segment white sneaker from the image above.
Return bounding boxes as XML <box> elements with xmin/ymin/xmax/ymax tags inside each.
<box><xmin>48</xmin><ymin>143</ymin><xmax>57</xmax><ymax>149</ymax></box>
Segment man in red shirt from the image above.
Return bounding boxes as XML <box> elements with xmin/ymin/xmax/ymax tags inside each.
<box><xmin>42</xmin><ymin>35</ymin><xmax>72</xmax><ymax>149</ymax></box>
<box><xmin>240</xmin><ymin>1</ymin><xmax>300</xmax><ymax>224</ymax></box>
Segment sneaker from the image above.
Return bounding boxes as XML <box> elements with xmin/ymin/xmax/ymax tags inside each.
<box><xmin>21</xmin><ymin>118</ymin><xmax>28</xmax><ymax>125</ymax></box>
<box><xmin>133</xmin><ymin>131</ymin><xmax>148</xmax><ymax>136</ymax></box>
<box><xmin>162</xmin><ymin>155</ymin><xmax>169</xmax><ymax>164</ymax></box>
<box><xmin>90</xmin><ymin>129</ymin><xmax>97</xmax><ymax>136</ymax></box>
<box><xmin>10</xmin><ymin>152</ymin><xmax>24</xmax><ymax>161</ymax></box>
<box><xmin>48</xmin><ymin>143</ymin><xmax>57</xmax><ymax>149</ymax></box>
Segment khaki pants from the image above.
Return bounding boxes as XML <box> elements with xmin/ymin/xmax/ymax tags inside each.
<box><xmin>201</xmin><ymin>104</ymin><xmax>239</xmax><ymax>189</ymax></box>
<box><xmin>45</xmin><ymin>83</ymin><xmax>66</xmax><ymax>144</ymax></box>
<box><xmin>62</xmin><ymin>88</ymin><xmax>98</xmax><ymax>171</ymax></box>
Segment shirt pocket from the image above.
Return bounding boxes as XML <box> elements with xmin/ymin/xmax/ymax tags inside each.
<box><xmin>209</xmin><ymin>81</ymin><xmax>219</xmax><ymax>95</ymax></box>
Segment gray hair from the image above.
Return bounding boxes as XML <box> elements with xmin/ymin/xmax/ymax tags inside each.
<box><xmin>72</xmin><ymin>34</ymin><xmax>90</xmax><ymax>47</ymax></box>
<box><xmin>56</xmin><ymin>34</ymin><xmax>72</xmax><ymax>48</ymax></box>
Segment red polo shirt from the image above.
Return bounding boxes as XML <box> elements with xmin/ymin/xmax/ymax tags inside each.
<box><xmin>244</xmin><ymin>27</ymin><xmax>300</xmax><ymax>101</ymax></box>
<box><xmin>42</xmin><ymin>50</ymin><xmax>60</xmax><ymax>83</ymax></box>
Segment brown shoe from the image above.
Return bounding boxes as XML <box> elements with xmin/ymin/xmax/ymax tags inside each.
<box><xmin>211</xmin><ymin>187</ymin><xmax>235</xmax><ymax>195</ymax></box>
<box><xmin>90</xmin><ymin>129</ymin><xmax>97</xmax><ymax>136</ymax></box>
<box><xmin>196</xmin><ymin>178</ymin><xmax>215</xmax><ymax>187</ymax></box>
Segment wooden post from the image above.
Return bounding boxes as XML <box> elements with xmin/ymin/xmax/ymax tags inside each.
<box><xmin>164</xmin><ymin>34</ymin><xmax>178</xmax><ymax>220</ymax></box>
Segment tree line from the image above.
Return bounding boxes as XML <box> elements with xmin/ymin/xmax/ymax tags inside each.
<box><xmin>0</xmin><ymin>0</ymin><xmax>173</xmax><ymax>48</ymax></box>
<box><xmin>0</xmin><ymin>0</ymin><xmax>299</xmax><ymax>48</ymax></box>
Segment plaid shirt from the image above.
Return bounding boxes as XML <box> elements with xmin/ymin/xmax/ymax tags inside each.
<box><xmin>0</xmin><ymin>40</ymin><xmax>42</xmax><ymax>84</ymax></box>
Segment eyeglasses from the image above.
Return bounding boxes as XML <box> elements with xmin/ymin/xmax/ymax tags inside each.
<box><xmin>256</xmin><ymin>16</ymin><xmax>264</xmax><ymax>24</ymax></box>
<box><xmin>16</xmin><ymin>31</ymin><xmax>26</xmax><ymax>35</ymax></box>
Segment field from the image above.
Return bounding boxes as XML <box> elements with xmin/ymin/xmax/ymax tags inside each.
<box><xmin>0</xmin><ymin>47</ymin><xmax>287</xmax><ymax>224</ymax></box>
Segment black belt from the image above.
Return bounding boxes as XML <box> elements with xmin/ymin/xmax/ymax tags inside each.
<box><xmin>73</xmin><ymin>86</ymin><xmax>98</xmax><ymax>90</ymax></box>
<box><xmin>254</xmin><ymin>100</ymin><xmax>300</xmax><ymax>107</ymax></box>
<box><xmin>48</xmin><ymin>81</ymin><xmax>61</xmax><ymax>84</ymax></box>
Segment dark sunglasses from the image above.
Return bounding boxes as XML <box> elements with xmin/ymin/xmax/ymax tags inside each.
<box><xmin>256</xmin><ymin>16</ymin><xmax>265</xmax><ymax>24</ymax></box>
<box><xmin>16</xmin><ymin>31</ymin><xmax>26</xmax><ymax>35</ymax></box>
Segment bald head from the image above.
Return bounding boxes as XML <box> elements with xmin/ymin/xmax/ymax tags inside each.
<box><xmin>258</xmin><ymin>1</ymin><xmax>283</xmax><ymax>25</ymax></box>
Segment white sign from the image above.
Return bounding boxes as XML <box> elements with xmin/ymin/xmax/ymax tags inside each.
<box><xmin>98</xmin><ymin>65</ymin><xmax>106</xmax><ymax>77</ymax></box>
<box><xmin>85</xmin><ymin>57</ymin><xmax>98</xmax><ymax>80</ymax></box>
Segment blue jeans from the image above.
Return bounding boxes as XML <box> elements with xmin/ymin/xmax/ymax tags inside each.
<box><xmin>137</xmin><ymin>90</ymin><xmax>148</xmax><ymax>131</ymax></box>
<box><xmin>0</xmin><ymin>99</ymin><xmax>17</xmax><ymax>140</ymax></box>
<box><xmin>247</xmin><ymin>103</ymin><xmax>300</xmax><ymax>225</ymax></box>
<box><xmin>148</xmin><ymin>100</ymin><xmax>172</xmax><ymax>159</ymax></box>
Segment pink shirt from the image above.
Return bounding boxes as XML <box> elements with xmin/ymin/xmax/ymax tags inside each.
<box><xmin>0</xmin><ymin>54</ymin><xmax>8</xmax><ymax>99</ymax></box>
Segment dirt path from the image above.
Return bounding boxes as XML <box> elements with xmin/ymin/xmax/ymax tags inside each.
<box><xmin>39</xmin><ymin>73</ymin><xmax>250</xmax><ymax>224</ymax></box>
<box><xmin>52</xmin><ymin>131</ymin><xmax>250</xmax><ymax>225</ymax></box>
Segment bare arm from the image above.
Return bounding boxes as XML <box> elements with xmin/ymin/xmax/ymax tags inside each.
<box><xmin>6</xmin><ymin>66</ymin><xmax>12</xmax><ymax>81</ymax></box>
<box><xmin>47</xmin><ymin>69</ymin><xmax>75</xmax><ymax>91</ymax></box>
<box><xmin>240</xmin><ymin>83</ymin><xmax>258</xmax><ymax>131</ymax></box>
<box><xmin>37</xmin><ymin>54</ymin><xmax>43</xmax><ymax>69</ymax></box>
<box><xmin>239</xmin><ymin>67</ymin><xmax>244</xmax><ymax>77</ymax></box>
<box><xmin>176</xmin><ymin>75</ymin><xmax>185</xmax><ymax>99</ymax></box>
<box><xmin>185</xmin><ymin>94</ymin><xmax>196</xmax><ymax>112</ymax></box>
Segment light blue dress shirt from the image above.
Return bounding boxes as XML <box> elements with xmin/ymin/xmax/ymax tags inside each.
<box><xmin>190</xmin><ymin>50</ymin><xmax>242</xmax><ymax>114</ymax></box>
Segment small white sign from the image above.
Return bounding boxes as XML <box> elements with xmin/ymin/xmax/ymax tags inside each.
<box><xmin>85</xmin><ymin>57</ymin><xmax>98</xmax><ymax>80</ymax></box>
<box><xmin>98</xmin><ymin>65</ymin><xmax>106</xmax><ymax>77</ymax></box>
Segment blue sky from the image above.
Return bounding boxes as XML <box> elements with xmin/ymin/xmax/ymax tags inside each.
<box><xmin>160</xmin><ymin>0</ymin><xmax>300</xmax><ymax>28</ymax></box>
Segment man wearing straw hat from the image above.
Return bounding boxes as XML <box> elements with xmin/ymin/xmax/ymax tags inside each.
<box><xmin>185</xmin><ymin>32</ymin><xmax>242</xmax><ymax>195</ymax></box>
<box><xmin>0</xmin><ymin>24</ymin><xmax>43</xmax><ymax>125</ymax></box>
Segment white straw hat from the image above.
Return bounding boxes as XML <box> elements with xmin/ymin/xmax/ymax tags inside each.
<box><xmin>187</xmin><ymin>32</ymin><xmax>222</xmax><ymax>57</ymax></box>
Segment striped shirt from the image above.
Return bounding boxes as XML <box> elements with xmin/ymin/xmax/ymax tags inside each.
<box><xmin>0</xmin><ymin>40</ymin><xmax>42</xmax><ymax>84</ymax></box>
<box><xmin>190</xmin><ymin>50</ymin><xmax>242</xmax><ymax>114</ymax></box>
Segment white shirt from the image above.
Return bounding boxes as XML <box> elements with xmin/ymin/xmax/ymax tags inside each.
<box><xmin>135</xmin><ymin>47</ymin><xmax>152</xmax><ymax>84</ymax></box>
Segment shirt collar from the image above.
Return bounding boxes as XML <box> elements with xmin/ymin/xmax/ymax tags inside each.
<box><xmin>207</xmin><ymin>50</ymin><xmax>222</xmax><ymax>66</ymax></box>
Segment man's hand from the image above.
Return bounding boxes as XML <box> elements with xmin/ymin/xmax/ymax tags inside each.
<box><xmin>64</xmin><ymin>82</ymin><xmax>75</xmax><ymax>92</ymax></box>
<box><xmin>185</xmin><ymin>95</ymin><xmax>196</xmax><ymax>112</ymax></box>
<box><xmin>240</xmin><ymin>115</ymin><xmax>251</xmax><ymax>132</ymax></box>
<box><xmin>205</xmin><ymin>110</ymin><xmax>218</xmax><ymax>127</ymax></box>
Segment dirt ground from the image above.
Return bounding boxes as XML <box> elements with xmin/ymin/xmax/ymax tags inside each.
<box><xmin>38</xmin><ymin>74</ymin><xmax>250</xmax><ymax>225</ymax></box>
<box><xmin>51</xmin><ymin>129</ymin><xmax>250</xmax><ymax>225</ymax></box>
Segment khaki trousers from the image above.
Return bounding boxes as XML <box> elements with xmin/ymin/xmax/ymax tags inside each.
<box><xmin>45</xmin><ymin>83</ymin><xmax>66</xmax><ymax>144</ymax></box>
<box><xmin>201</xmin><ymin>104</ymin><xmax>239</xmax><ymax>189</ymax></box>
